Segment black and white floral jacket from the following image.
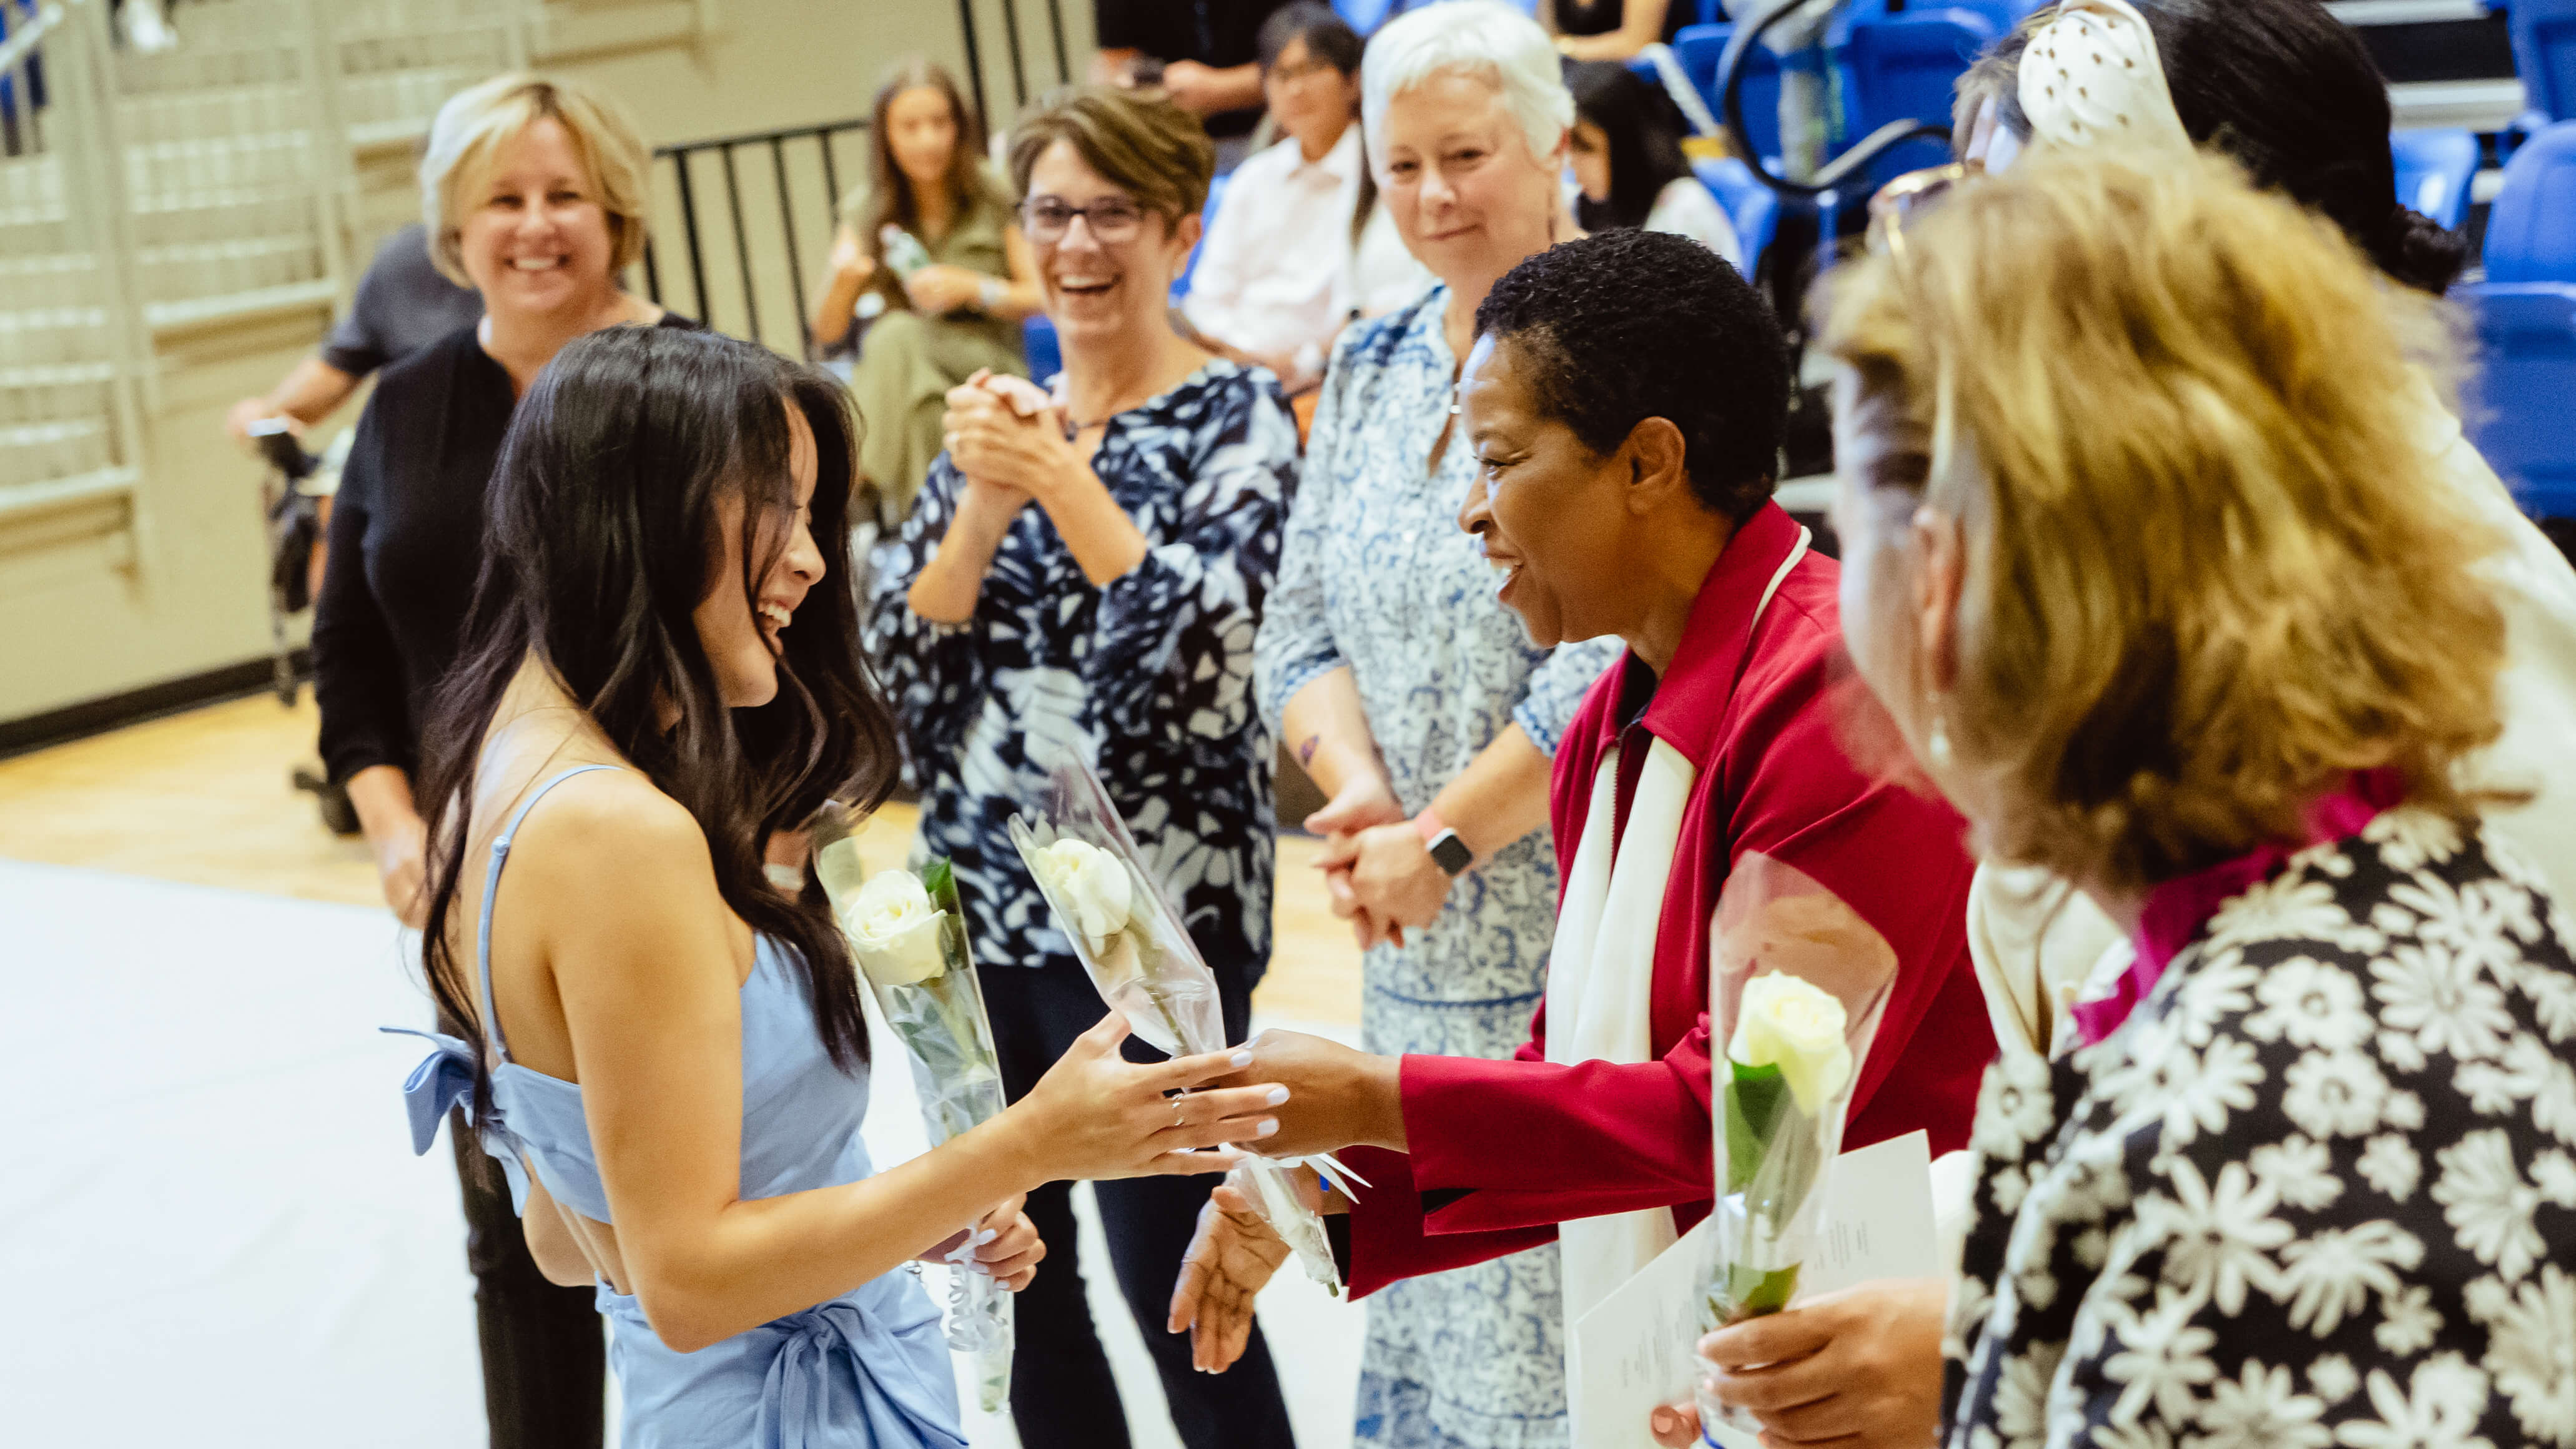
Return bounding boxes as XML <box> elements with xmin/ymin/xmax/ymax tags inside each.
<box><xmin>866</xmin><ymin>362</ymin><xmax>1298</xmax><ymax>987</ymax></box>
<box><xmin>1945</xmin><ymin>808</ymin><xmax>2576</xmax><ymax>1449</ymax></box>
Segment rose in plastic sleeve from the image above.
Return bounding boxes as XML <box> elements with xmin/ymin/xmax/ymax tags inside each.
<box><xmin>1694</xmin><ymin>854</ymin><xmax>1897</xmax><ymax>1444</ymax></box>
<box><xmin>808</xmin><ymin>804</ymin><xmax>1015</xmax><ymax>1411</ymax></box>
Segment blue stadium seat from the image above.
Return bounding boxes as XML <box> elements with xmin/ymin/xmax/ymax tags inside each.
<box><xmin>1333</xmin><ymin>0</ymin><xmax>1399</xmax><ymax>36</ymax></box>
<box><xmin>2465</xmin><ymin>284</ymin><xmax>2576</xmax><ymax>518</ymax></box>
<box><xmin>2512</xmin><ymin>0</ymin><xmax>2576</xmax><ymax>122</ymax></box>
<box><xmin>1834</xmin><ymin>9</ymin><xmax>1998</xmax><ymax>185</ymax></box>
<box><xmin>1693</xmin><ymin>155</ymin><xmax>1781</xmax><ymax>279</ymax></box>
<box><xmin>2392</xmin><ymin>129</ymin><xmax>2479</xmax><ymax>230</ymax></box>
<box><xmin>1672</xmin><ymin>22</ymin><xmax>1787</xmax><ymax>167</ymax></box>
<box><xmin>1022</xmin><ymin>316</ymin><xmax>1062</xmax><ymax>385</ymax></box>
<box><xmin>1171</xmin><ymin>172</ymin><xmax>1231</xmax><ymax>302</ymax></box>
<box><xmin>2484</xmin><ymin>118</ymin><xmax>2576</xmax><ymax>282</ymax></box>
<box><xmin>2467</xmin><ymin>121</ymin><xmax>2576</xmax><ymax>518</ymax></box>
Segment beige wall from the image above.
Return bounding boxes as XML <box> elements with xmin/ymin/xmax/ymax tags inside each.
<box><xmin>1</xmin><ymin>0</ymin><xmax>1096</xmax><ymax>726</ymax></box>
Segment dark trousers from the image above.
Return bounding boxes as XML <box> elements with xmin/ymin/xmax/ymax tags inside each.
<box><xmin>447</xmin><ymin>1107</ymin><xmax>606</xmax><ymax>1447</ymax></box>
<box><xmin>986</xmin><ymin>958</ymin><xmax>1298</xmax><ymax>1449</ymax></box>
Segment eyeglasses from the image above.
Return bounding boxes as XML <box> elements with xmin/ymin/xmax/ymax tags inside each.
<box><xmin>1865</xmin><ymin>162</ymin><xmax>1973</xmax><ymax>259</ymax></box>
<box><xmin>1019</xmin><ymin>195</ymin><xmax>1149</xmax><ymax>245</ymax></box>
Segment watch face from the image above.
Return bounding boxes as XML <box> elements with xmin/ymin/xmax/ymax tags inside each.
<box><xmin>1429</xmin><ymin>830</ymin><xmax>1473</xmax><ymax>877</ymax></box>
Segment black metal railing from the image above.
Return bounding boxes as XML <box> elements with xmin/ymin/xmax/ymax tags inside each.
<box><xmin>637</xmin><ymin>117</ymin><xmax>872</xmax><ymax>353</ymax></box>
<box><xmin>642</xmin><ymin>0</ymin><xmax>1077</xmax><ymax>355</ymax></box>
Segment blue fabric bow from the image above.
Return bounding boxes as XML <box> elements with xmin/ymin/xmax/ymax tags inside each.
<box><xmin>754</xmin><ymin>1297</ymin><xmax>968</xmax><ymax>1449</ymax></box>
<box><xmin>382</xmin><ymin>1025</ymin><xmax>478</xmax><ymax>1156</ymax></box>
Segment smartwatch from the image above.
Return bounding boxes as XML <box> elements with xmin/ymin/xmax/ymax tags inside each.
<box><xmin>1413</xmin><ymin>809</ymin><xmax>1474</xmax><ymax>878</ymax></box>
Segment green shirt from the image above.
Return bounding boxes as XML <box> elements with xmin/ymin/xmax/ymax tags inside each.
<box><xmin>836</xmin><ymin>162</ymin><xmax>1019</xmax><ymax>361</ymax></box>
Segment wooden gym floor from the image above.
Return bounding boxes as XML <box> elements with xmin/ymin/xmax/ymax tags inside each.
<box><xmin>0</xmin><ymin>691</ymin><xmax>1364</xmax><ymax>1026</ymax></box>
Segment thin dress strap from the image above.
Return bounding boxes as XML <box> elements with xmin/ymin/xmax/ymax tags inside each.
<box><xmin>477</xmin><ymin>764</ymin><xmax>624</xmax><ymax>1064</ymax></box>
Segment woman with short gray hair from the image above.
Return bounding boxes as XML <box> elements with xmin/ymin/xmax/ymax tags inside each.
<box><xmin>1251</xmin><ymin>4</ymin><xmax>1611</xmax><ymax>1446</ymax></box>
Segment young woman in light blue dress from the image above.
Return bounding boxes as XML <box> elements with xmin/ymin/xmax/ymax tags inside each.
<box><xmin>389</xmin><ymin>325</ymin><xmax>1288</xmax><ymax>1447</ymax></box>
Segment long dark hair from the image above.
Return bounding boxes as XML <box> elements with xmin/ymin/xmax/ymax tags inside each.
<box><xmin>417</xmin><ymin>327</ymin><xmax>899</xmax><ymax>1119</ymax></box>
<box><xmin>855</xmin><ymin>59</ymin><xmax>999</xmax><ymax>290</ymax></box>
<box><xmin>1982</xmin><ymin>0</ymin><xmax>2465</xmax><ymax>293</ymax></box>
<box><xmin>1567</xmin><ymin>60</ymin><xmax>1692</xmax><ymax>233</ymax></box>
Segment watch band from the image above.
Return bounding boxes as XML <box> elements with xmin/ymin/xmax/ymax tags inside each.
<box><xmin>977</xmin><ymin>275</ymin><xmax>1006</xmax><ymax>312</ymax></box>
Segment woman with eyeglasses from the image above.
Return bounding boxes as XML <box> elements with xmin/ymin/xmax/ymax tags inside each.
<box><xmin>864</xmin><ymin>85</ymin><xmax>1299</xmax><ymax>1449</ymax></box>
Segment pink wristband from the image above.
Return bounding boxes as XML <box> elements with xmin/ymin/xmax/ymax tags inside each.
<box><xmin>1412</xmin><ymin>809</ymin><xmax>1448</xmax><ymax>844</ymax></box>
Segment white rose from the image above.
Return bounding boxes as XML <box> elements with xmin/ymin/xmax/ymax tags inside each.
<box><xmin>1727</xmin><ymin>972</ymin><xmax>1853</xmax><ymax>1115</ymax></box>
<box><xmin>844</xmin><ymin>869</ymin><xmax>949</xmax><ymax>987</ymax></box>
<box><xmin>1031</xmin><ymin>838</ymin><xmax>1132</xmax><ymax>942</ymax></box>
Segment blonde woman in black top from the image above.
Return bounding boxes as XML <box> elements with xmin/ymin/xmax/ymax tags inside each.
<box><xmin>308</xmin><ymin>71</ymin><xmax>687</xmax><ymax>1449</ymax></box>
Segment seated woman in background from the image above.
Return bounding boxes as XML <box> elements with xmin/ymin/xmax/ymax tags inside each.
<box><xmin>1181</xmin><ymin>2</ymin><xmax>1430</xmax><ymax>393</ymax></box>
<box><xmin>866</xmin><ymin>86</ymin><xmax>1300</xmax><ymax>1449</ymax></box>
<box><xmin>1551</xmin><ymin>0</ymin><xmax>1686</xmax><ymax>62</ymax></box>
<box><xmin>1807</xmin><ymin>145</ymin><xmax>2574</xmax><ymax>1449</ymax></box>
<box><xmin>1565</xmin><ymin>59</ymin><xmax>1740</xmax><ymax>267</ymax></box>
<box><xmin>810</xmin><ymin>59</ymin><xmax>1040</xmax><ymax>523</ymax></box>
<box><xmin>395</xmin><ymin>324</ymin><xmax>1288</xmax><ymax>1447</ymax></box>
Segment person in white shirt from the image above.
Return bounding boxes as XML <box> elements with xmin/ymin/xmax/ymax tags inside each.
<box><xmin>1566</xmin><ymin>59</ymin><xmax>1744</xmax><ymax>270</ymax></box>
<box><xmin>1181</xmin><ymin>2</ymin><xmax>1432</xmax><ymax>392</ymax></box>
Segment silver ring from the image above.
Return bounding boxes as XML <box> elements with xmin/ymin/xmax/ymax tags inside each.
<box><xmin>1172</xmin><ymin>1094</ymin><xmax>1188</xmax><ymax>1130</ymax></box>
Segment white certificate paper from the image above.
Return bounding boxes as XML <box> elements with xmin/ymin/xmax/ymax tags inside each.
<box><xmin>1565</xmin><ymin>1130</ymin><xmax>1940</xmax><ymax>1448</ymax></box>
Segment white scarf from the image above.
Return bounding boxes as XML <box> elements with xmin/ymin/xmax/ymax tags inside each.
<box><xmin>1549</xmin><ymin>530</ymin><xmax>1810</xmax><ymax>1337</ymax></box>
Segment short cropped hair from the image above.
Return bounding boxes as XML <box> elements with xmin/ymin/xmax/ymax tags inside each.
<box><xmin>1825</xmin><ymin>149</ymin><xmax>2505</xmax><ymax>891</ymax></box>
<box><xmin>1476</xmin><ymin>228</ymin><xmax>1789</xmax><ymax>520</ymax></box>
<box><xmin>420</xmin><ymin>73</ymin><xmax>652</xmax><ymax>288</ymax></box>
<box><xmin>1008</xmin><ymin>86</ymin><xmax>1215</xmax><ymax>222</ymax></box>
<box><xmin>1362</xmin><ymin>0</ymin><xmax>1574</xmax><ymax>169</ymax></box>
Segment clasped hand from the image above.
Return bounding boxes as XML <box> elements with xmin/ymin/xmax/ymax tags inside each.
<box><xmin>943</xmin><ymin>369</ymin><xmax>1073</xmax><ymax>507</ymax></box>
<box><xmin>1303</xmin><ymin>774</ymin><xmax>1452</xmax><ymax>951</ymax></box>
<box><xmin>1650</xmin><ymin>1277</ymin><xmax>1947</xmax><ymax>1448</ymax></box>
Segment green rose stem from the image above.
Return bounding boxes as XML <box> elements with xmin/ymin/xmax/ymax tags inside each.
<box><xmin>1709</xmin><ymin>1059</ymin><xmax>1827</xmax><ymax>1324</ymax></box>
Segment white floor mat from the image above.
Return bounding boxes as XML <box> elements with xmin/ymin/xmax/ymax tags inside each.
<box><xmin>0</xmin><ymin>860</ymin><xmax>1361</xmax><ymax>1447</ymax></box>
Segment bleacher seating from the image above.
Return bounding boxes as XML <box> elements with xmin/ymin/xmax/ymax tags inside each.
<box><xmin>2512</xmin><ymin>0</ymin><xmax>2576</xmax><ymax>122</ymax></box>
<box><xmin>2465</xmin><ymin>120</ymin><xmax>2576</xmax><ymax>519</ymax></box>
<box><xmin>1692</xmin><ymin>154</ymin><xmax>1780</xmax><ymax>280</ymax></box>
<box><xmin>1833</xmin><ymin>7</ymin><xmax>1999</xmax><ymax>185</ymax></box>
<box><xmin>1671</xmin><ymin>22</ymin><xmax>1787</xmax><ymax>167</ymax></box>
<box><xmin>2392</xmin><ymin>129</ymin><xmax>2479</xmax><ymax>231</ymax></box>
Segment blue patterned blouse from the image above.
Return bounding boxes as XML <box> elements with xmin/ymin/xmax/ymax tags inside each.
<box><xmin>867</xmin><ymin>361</ymin><xmax>1299</xmax><ymax>986</ymax></box>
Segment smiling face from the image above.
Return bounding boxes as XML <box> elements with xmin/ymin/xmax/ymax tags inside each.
<box><xmin>693</xmin><ymin>402</ymin><xmax>827</xmax><ymax>709</ymax></box>
<box><xmin>455</xmin><ymin>117</ymin><xmax>620</xmax><ymax>324</ymax></box>
<box><xmin>1377</xmin><ymin>72</ymin><xmax>1564</xmax><ymax>287</ymax></box>
<box><xmin>1454</xmin><ymin>332</ymin><xmax>1639</xmax><ymax>650</ymax></box>
<box><xmin>1266</xmin><ymin>36</ymin><xmax>1360</xmax><ymax>156</ymax></box>
<box><xmin>1024</xmin><ymin>137</ymin><xmax>1197</xmax><ymax>349</ymax></box>
<box><xmin>884</xmin><ymin>84</ymin><xmax>961</xmax><ymax>191</ymax></box>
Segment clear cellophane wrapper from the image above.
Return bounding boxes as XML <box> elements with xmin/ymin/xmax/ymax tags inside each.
<box><xmin>1695</xmin><ymin>853</ymin><xmax>1897</xmax><ymax>1440</ymax></box>
<box><xmin>811</xmin><ymin>803</ymin><xmax>1014</xmax><ymax>1412</ymax></box>
<box><xmin>1007</xmin><ymin>754</ymin><xmax>1351</xmax><ymax>1295</ymax></box>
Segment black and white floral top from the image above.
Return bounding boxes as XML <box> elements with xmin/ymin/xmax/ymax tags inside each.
<box><xmin>1944</xmin><ymin>808</ymin><xmax>2576</xmax><ymax>1449</ymax></box>
<box><xmin>866</xmin><ymin>361</ymin><xmax>1298</xmax><ymax>986</ymax></box>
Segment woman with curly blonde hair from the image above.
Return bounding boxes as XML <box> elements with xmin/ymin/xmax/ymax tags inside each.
<box><xmin>1796</xmin><ymin>148</ymin><xmax>2572</xmax><ymax>1449</ymax></box>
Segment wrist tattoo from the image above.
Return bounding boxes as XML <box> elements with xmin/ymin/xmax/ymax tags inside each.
<box><xmin>1296</xmin><ymin>735</ymin><xmax>1320</xmax><ymax>767</ymax></box>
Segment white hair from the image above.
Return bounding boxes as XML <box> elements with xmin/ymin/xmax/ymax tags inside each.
<box><xmin>1362</xmin><ymin>0</ymin><xmax>1574</xmax><ymax>167</ymax></box>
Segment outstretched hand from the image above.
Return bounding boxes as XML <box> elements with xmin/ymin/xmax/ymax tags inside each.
<box><xmin>1167</xmin><ymin>1166</ymin><xmax>1292</xmax><ymax>1372</ymax></box>
<box><xmin>1009</xmin><ymin>1011</ymin><xmax>1283</xmax><ymax>1182</ymax></box>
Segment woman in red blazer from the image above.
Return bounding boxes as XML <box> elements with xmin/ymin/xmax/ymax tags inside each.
<box><xmin>1172</xmin><ymin>229</ymin><xmax>1995</xmax><ymax>1374</ymax></box>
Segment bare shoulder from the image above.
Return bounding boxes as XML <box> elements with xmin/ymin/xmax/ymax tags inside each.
<box><xmin>498</xmin><ymin>768</ymin><xmax>718</xmax><ymax>913</ymax></box>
